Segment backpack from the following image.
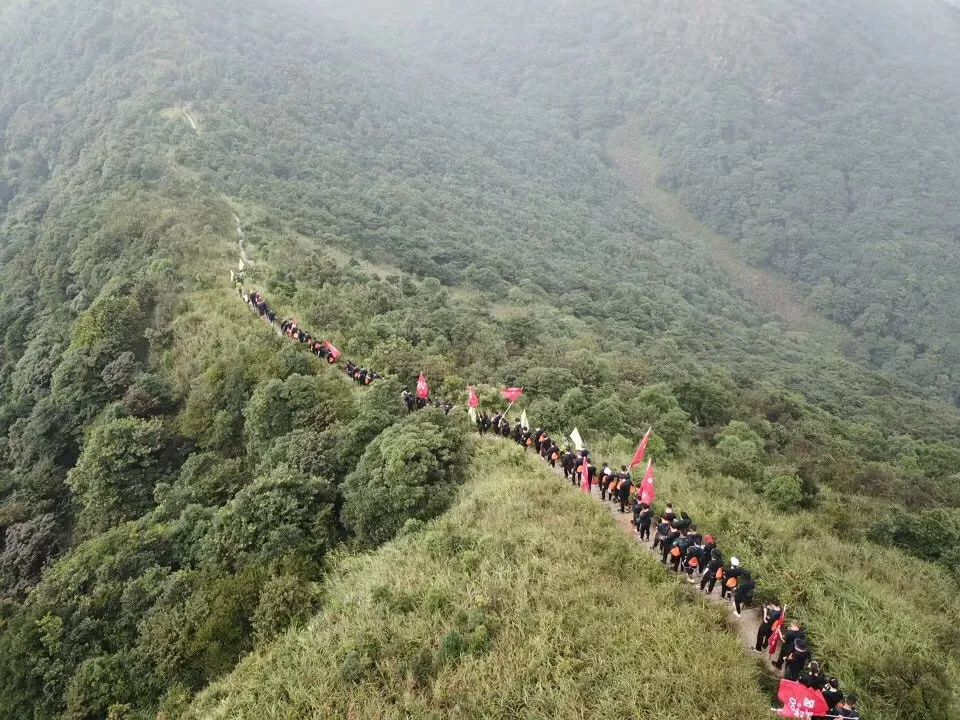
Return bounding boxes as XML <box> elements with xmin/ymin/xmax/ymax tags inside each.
<box><xmin>725</xmin><ymin>577</ymin><xmax>739</xmax><ymax>589</ymax></box>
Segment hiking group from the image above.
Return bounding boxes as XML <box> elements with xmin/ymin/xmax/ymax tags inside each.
<box><xmin>233</xmin><ymin>273</ymin><xmax>862</xmax><ymax>719</ymax></box>
<box><xmin>238</xmin><ymin>283</ymin><xmax>382</xmax><ymax>386</ymax></box>
<box><xmin>475</xmin><ymin>410</ymin><xmax>862</xmax><ymax>720</ymax></box>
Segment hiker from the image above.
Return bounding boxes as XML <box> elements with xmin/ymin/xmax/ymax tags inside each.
<box><xmin>547</xmin><ymin>442</ymin><xmax>560</xmax><ymax>468</ymax></box>
<box><xmin>719</xmin><ymin>557</ymin><xmax>742</xmax><ymax>599</ymax></box>
<box><xmin>563</xmin><ymin>449</ymin><xmax>577</xmax><ymax>481</ymax></box>
<box><xmin>660</xmin><ymin>524</ymin><xmax>681</xmax><ymax>565</ymax></box>
<box><xmin>682</xmin><ymin>536</ymin><xmax>704</xmax><ymax>582</ymax></box>
<box><xmin>599</xmin><ymin>463</ymin><xmax>612</xmax><ymax>500</ymax></box>
<box><xmin>652</xmin><ymin>515</ymin><xmax>671</xmax><ymax>551</ymax></box>
<box><xmin>662</xmin><ymin>503</ymin><xmax>676</xmax><ymax>524</ymax></box>
<box><xmin>834</xmin><ymin>695</ymin><xmax>860</xmax><ymax>720</ymax></box>
<box><xmin>773</xmin><ymin>621</ymin><xmax>806</xmax><ymax>671</ymax></box>
<box><xmin>700</xmin><ymin>548</ymin><xmax>723</xmax><ymax>593</ymax></box>
<box><xmin>733</xmin><ymin>570</ymin><xmax>754</xmax><ymax>617</ymax></box>
<box><xmin>799</xmin><ymin>661</ymin><xmax>826</xmax><ymax>691</ymax></box>
<box><xmin>699</xmin><ymin>534</ymin><xmax>716</xmax><ymax>575</ymax></box>
<box><xmin>616</xmin><ymin>466</ymin><xmax>632</xmax><ymax>513</ymax></box>
<box><xmin>755</xmin><ymin>600</ymin><xmax>783</xmax><ymax>651</ymax></box>
<box><xmin>499</xmin><ymin>419</ymin><xmax>511</xmax><ymax>438</ymax></box>
<box><xmin>668</xmin><ymin>529</ymin><xmax>691</xmax><ymax>572</ymax></box>
<box><xmin>783</xmin><ymin>637</ymin><xmax>810</xmax><ymax>681</ymax></box>
<box><xmin>636</xmin><ymin>503</ymin><xmax>653</xmax><ymax>541</ymax></box>
<box><xmin>820</xmin><ymin>678</ymin><xmax>843</xmax><ymax>715</ymax></box>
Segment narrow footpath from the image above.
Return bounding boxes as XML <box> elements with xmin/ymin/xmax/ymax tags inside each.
<box><xmin>546</xmin><ymin>458</ymin><xmax>780</xmax><ymax>673</ymax></box>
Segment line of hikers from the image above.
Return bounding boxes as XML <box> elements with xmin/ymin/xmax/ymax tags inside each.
<box><xmin>230</xmin><ymin>276</ymin><xmax>863</xmax><ymax>719</ymax></box>
<box><xmin>476</xmin><ymin>412</ymin><xmax>861</xmax><ymax>719</ymax></box>
<box><xmin>238</xmin><ymin>286</ymin><xmax>381</xmax><ymax>386</ymax></box>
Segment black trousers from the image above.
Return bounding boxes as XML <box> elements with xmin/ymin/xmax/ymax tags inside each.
<box><xmin>660</xmin><ymin>544</ymin><xmax>671</xmax><ymax>564</ymax></box>
<box><xmin>734</xmin><ymin>592</ymin><xmax>751</xmax><ymax>613</ymax></box>
<box><xmin>619</xmin><ymin>496</ymin><xmax>628</xmax><ymax>513</ymax></box>
<box><xmin>755</xmin><ymin>622</ymin><xmax>773</xmax><ymax>651</ymax></box>
<box><xmin>700</xmin><ymin>574</ymin><xmax>718</xmax><ymax>594</ymax></box>
<box><xmin>720</xmin><ymin>583</ymin><xmax>735</xmax><ymax>599</ymax></box>
<box><xmin>639</xmin><ymin>524</ymin><xmax>650</xmax><ymax>541</ymax></box>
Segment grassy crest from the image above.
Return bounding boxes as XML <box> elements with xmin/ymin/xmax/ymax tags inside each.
<box><xmin>186</xmin><ymin>441</ymin><xmax>771</xmax><ymax>720</ymax></box>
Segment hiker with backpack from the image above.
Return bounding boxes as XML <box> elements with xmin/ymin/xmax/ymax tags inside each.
<box><xmin>733</xmin><ymin>570</ymin><xmax>755</xmax><ymax>617</ymax></box>
<box><xmin>719</xmin><ymin>557</ymin><xmax>743</xmax><ymax>600</ymax></box>
<box><xmin>755</xmin><ymin>600</ymin><xmax>783</xmax><ymax>651</ymax></box>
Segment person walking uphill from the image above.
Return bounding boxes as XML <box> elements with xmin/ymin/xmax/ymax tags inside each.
<box><xmin>617</xmin><ymin>465</ymin><xmax>632</xmax><ymax>513</ymax></box>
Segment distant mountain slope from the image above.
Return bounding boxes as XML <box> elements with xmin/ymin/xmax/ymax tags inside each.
<box><xmin>332</xmin><ymin>0</ymin><xmax>960</xmax><ymax>402</ymax></box>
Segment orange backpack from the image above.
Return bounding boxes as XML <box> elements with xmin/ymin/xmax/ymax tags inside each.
<box><xmin>670</xmin><ymin>546</ymin><xmax>682</xmax><ymax>558</ymax></box>
<box><xmin>715</xmin><ymin>568</ymin><xmax>725</xmax><ymax>580</ymax></box>
<box><xmin>725</xmin><ymin>577</ymin><xmax>739</xmax><ymax>589</ymax></box>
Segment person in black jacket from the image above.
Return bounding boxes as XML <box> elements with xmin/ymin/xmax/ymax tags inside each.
<box><xmin>652</xmin><ymin>517</ymin><xmax>671</xmax><ymax>551</ymax></box>
<box><xmin>700</xmin><ymin>548</ymin><xmax>724</xmax><ymax>594</ymax></box>
<box><xmin>660</xmin><ymin>526</ymin><xmax>681</xmax><ymax>564</ymax></box>
<box><xmin>683</xmin><ymin>538</ymin><xmax>705</xmax><ymax>583</ymax></box>
<box><xmin>636</xmin><ymin>503</ymin><xmax>653</xmax><ymax>541</ymax></box>
<box><xmin>799</xmin><ymin>661</ymin><xmax>825</xmax><ymax>691</ymax></box>
<box><xmin>617</xmin><ymin>466</ymin><xmax>632</xmax><ymax>513</ymax></box>
<box><xmin>720</xmin><ymin>557</ymin><xmax>743</xmax><ymax>599</ymax></box>
<box><xmin>783</xmin><ymin>637</ymin><xmax>810</xmax><ymax>681</ymax></box>
<box><xmin>773</xmin><ymin>622</ymin><xmax>806</xmax><ymax>670</ymax></box>
<box><xmin>821</xmin><ymin>678</ymin><xmax>843</xmax><ymax>715</ymax></box>
<box><xmin>733</xmin><ymin>570</ymin><xmax>755</xmax><ymax>616</ymax></box>
<box><xmin>755</xmin><ymin>600</ymin><xmax>783</xmax><ymax>651</ymax></box>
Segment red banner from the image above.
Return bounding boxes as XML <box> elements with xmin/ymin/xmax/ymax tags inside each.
<box><xmin>416</xmin><ymin>373</ymin><xmax>430</xmax><ymax>400</ymax></box>
<box><xmin>629</xmin><ymin>428</ymin><xmax>652</xmax><ymax>468</ymax></box>
<box><xmin>321</xmin><ymin>340</ymin><xmax>341</xmax><ymax>361</ymax></box>
<box><xmin>639</xmin><ymin>460</ymin><xmax>656</xmax><ymax>505</ymax></box>
<box><xmin>769</xmin><ymin>611</ymin><xmax>787</xmax><ymax>657</ymax></box>
<box><xmin>467</xmin><ymin>386</ymin><xmax>480</xmax><ymax>408</ymax></box>
<box><xmin>581</xmin><ymin>459</ymin><xmax>590</xmax><ymax>492</ymax></box>
<box><xmin>501</xmin><ymin>387</ymin><xmax>524</xmax><ymax>404</ymax></box>
<box><xmin>776</xmin><ymin>680</ymin><xmax>828</xmax><ymax>719</ymax></box>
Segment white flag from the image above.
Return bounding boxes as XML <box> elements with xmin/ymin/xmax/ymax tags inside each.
<box><xmin>468</xmin><ymin>407</ymin><xmax>477</xmax><ymax>424</ymax></box>
<box><xmin>238</xmin><ymin>258</ymin><xmax>245</xmax><ymax>271</ymax></box>
<box><xmin>520</xmin><ymin>409</ymin><xmax>529</xmax><ymax>430</ymax></box>
<box><xmin>569</xmin><ymin>427</ymin><xmax>584</xmax><ymax>450</ymax></box>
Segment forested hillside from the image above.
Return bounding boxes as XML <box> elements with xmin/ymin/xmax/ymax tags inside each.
<box><xmin>0</xmin><ymin>0</ymin><xmax>958</xmax><ymax>718</ymax></box>
<box><xmin>335</xmin><ymin>0</ymin><xmax>960</xmax><ymax>401</ymax></box>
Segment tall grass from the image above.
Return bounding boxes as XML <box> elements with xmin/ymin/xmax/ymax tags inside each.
<box><xmin>184</xmin><ymin>442</ymin><xmax>772</xmax><ymax>720</ymax></box>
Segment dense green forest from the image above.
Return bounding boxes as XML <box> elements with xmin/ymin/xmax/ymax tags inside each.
<box><xmin>0</xmin><ymin>0</ymin><xmax>958</xmax><ymax>718</ymax></box>
<box><xmin>335</xmin><ymin>0</ymin><xmax>960</xmax><ymax>401</ymax></box>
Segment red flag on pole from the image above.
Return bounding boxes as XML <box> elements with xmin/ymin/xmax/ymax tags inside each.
<box><xmin>630</xmin><ymin>428</ymin><xmax>652</xmax><ymax>469</ymax></box>
<box><xmin>775</xmin><ymin>680</ymin><xmax>828</xmax><ymax>718</ymax></box>
<box><xmin>321</xmin><ymin>340</ymin><xmax>341</xmax><ymax>361</ymax></box>
<box><xmin>467</xmin><ymin>386</ymin><xmax>480</xmax><ymax>409</ymax></box>
<box><xmin>768</xmin><ymin>610</ymin><xmax>788</xmax><ymax>657</ymax></box>
<box><xmin>501</xmin><ymin>387</ymin><xmax>524</xmax><ymax>404</ymax></box>
<box><xmin>416</xmin><ymin>373</ymin><xmax>430</xmax><ymax>400</ymax></box>
<box><xmin>581</xmin><ymin>459</ymin><xmax>591</xmax><ymax>493</ymax></box>
<box><xmin>639</xmin><ymin>460</ymin><xmax>656</xmax><ymax>505</ymax></box>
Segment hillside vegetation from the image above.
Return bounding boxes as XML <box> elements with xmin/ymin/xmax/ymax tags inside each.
<box><xmin>185</xmin><ymin>442</ymin><xmax>771</xmax><ymax>720</ymax></box>
<box><xmin>0</xmin><ymin>0</ymin><xmax>958</xmax><ymax>719</ymax></box>
<box><xmin>336</xmin><ymin>0</ymin><xmax>960</xmax><ymax>401</ymax></box>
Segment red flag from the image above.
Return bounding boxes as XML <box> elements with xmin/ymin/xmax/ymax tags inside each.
<box><xmin>768</xmin><ymin>610</ymin><xmax>788</xmax><ymax>657</ymax></box>
<box><xmin>467</xmin><ymin>386</ymin><xmax>480</xmax><ymax>409</ymax></box>
<box><xmin>321</xmin><ymin>340</ymin><xmax>341</xmax><ymax>361</ymax></box>
<box><xmin>629</xmin><ymin>428</ymin><xmax>652</xmax><ymax>469</ymax></box>
<box><xmin>639</xmin><ymin>460</ymin><xmax>656</xmax><ymax>505</ymax></box>
<box><xmin>581</xmin><ymin>460</ymin><xmax>591</xmax><ymax>492</ymax></box>
<box><xmin>416</xmin><ymin>373</ymin><xmax>430</xmax><ymax>400</ymax></box>
<box><xmin>501</xmin><ymin>387</ymin><xmax>524</xmax><ymax>404</ymax></box>
<box><xmin>776</xmin><ymin>680</ymin><xmax>828</xmax><ymax>719</ymax></box>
